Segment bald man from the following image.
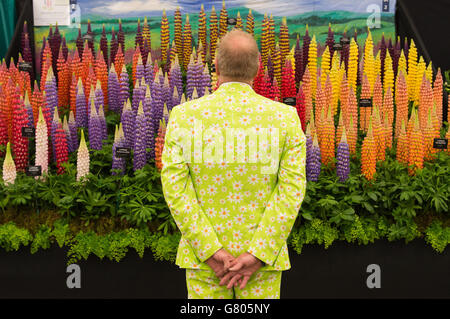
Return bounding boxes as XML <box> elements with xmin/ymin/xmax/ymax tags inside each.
<box><xmin>161</xmin><ymin>30</ymin><xmax>306</xmax><ymax>299</ymax></box>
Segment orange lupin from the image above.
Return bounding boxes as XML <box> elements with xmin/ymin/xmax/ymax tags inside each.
<box><xmin>155</xmin><ymin>119</ymin><xmax>167</xmax><ymax>171</ymax></box>
<box><xmin>314</xmin><ymin>83</ymin><xmax>325</xmax><ymax>128</ymax></box>
<box><xmin>320</xmin><ymin>105</ymin><xmax>335</xmax><ymax>167</ymax></box>
<box><xmin>423</xmin><ymin>109</ymin><xmax>438</xmax><ymax>161</ymax></box>
<box><xmin>383</xmin><ymin>86</ymin><xmax>394</xmax><ymax>127</ymax></box>
<box><xmin>418</xmin><ymin>74</ymin><xmax>433</xmax><ymax>130</ymax></box>
<box><xmin>396</xmin><ymin>120</ymin><xmax>408</xmax><ymax>165</ymax></box>
<box><xmin>347</xmin><ymin>87</ymin><xmax>358</xmax><ymax>133</ymax></box>
<box><xmin>336</xmin><ymin>109</ymin><xmax>344</xmax><ymax>149</ymax></box>
<box><xmin>131</xmin><ymin>46</ymin><xmax>141</xmax><ymax>85</ymax></box>
<box><xmin>372</xmin><ymin>75</ymin><xmax>383</xmax><ymax>112</ymax></box>
<box><xmin>347</xmin><ymin>114</ymin><xmax>357</xmax><ymax>155</ymax></box>
<box><xmin>361</xmin><ymin>119</ymin><xmax>376</xmax><ymax>180</ymax></box>
<box><xmin>407</xmin><ymin>111</ymin><xmax>424</xmax><ymax>175</ymax></box>
<box><xmin>433</xmin><ymin>68</ymin><xmax>443</xmax><ymax>126</ymax></box>
<box><xmin>340</xmin><ymin>73</ymin><xmax>349</xmax><ymax>126</ymax></box>
<box><xmin>324</xmin><ymin>74</ymin><xmax>333</xmax><ymax>115</ymax></box>
<box><xmin>395</xmin><ymin>71</ymin><xmax>408</xmax><ymax>138</ymax></box>
<box><xmin>373</xmin><ymin>107</ymin><xmax>386</xmax><ymax>162</ymax></box>
<box><xmin>383</xmin><ymin>112</ymin><xmax>392</xmax><ymax>149</ymax></box>
<box><xmin>57</xmin><ymin>48</ymin><xmax>70</xmax><ymax>109</ymax></box>
<box><xmin>302</xmin><ymin>66</ymin><xmax>313</xmax><ymax>122</ymax></box>
<box><xmin>95</xmin><ymin>47</ymin><xmax>108</xmax><ymax>108</ymax></box>
<box><xmin>114</xmin><ymin>45</ymin><xmax>124</xmax><ymax>79</ymax></box>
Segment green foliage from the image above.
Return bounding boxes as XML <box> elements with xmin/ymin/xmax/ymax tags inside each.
<box><xmin>425</xmin><ymin>221</ymin><xmax>450</xmax><ymax>253</ymax></box>
<box><xmin>0</xmin><ymin>222</ymin><xmax>33</xmax><ymax>251</ymax></box>
<box><xmin>66</xmin><ymin>228</ymin><xmax>179</xmax><ymax>265</ymax></box>
<box><xmin>31</xmin><ymin>225</ymin><xmax>52</xmax><ymax>254</ymax></box>
<box><xmin>289</xmin><ymin>218</ymin><xmax>339</xmax><ymax>254</ymax></box>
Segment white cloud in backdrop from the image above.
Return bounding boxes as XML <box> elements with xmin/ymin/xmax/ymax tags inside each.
<box><xmin>91</xmin><ymin>0</ymin><xmax>178</xmax><ymax>15</ymax></box>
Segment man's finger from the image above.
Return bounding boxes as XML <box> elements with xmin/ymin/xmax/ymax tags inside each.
<box><xmin>239</xmin><ymin>275</ymin><xmax>250</xmax><ymax>290</ymax></box>
<box><xmin>229</xmin><ymin>261</ymin><xmax>244</xmax><ymax>272</ymax></box>
<box><xmin>219</xmin><ymin>271</ymin><xmax>235</xmax><ymax>286</ymax></box>
<box><xmin>227</xmin><ymin>274</ymin><xmax>242</xmax><ymax>289</ymax></box>
<box><xmin>223</xmin><ymin>257</ymin><xmax>233</xmax><ymax>271</ymax></box>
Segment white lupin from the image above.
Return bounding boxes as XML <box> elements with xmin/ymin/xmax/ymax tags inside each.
<box><xmin>2</xmin><ymin>142</ymin><xmax>16</xmax><ymax>185</ymax></box>
<box><xmin>76</xmin><ymin>129</ymin><xmax>90</xmax><ymax>181</ymax></box>
<box><xmin>35</xmin><ymin>107</ymin><xmax>48</xmax><ymax>177</ymax></box>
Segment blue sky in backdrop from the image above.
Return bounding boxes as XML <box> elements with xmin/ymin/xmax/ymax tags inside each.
<box><xmin>79</xmin><ymin>0</ymin><xmax>396</xmax><ymax>17</ymax></box>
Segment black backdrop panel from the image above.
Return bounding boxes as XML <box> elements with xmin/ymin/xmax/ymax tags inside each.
<box><xmin>0</xmin><ymin>240</ymin><xmax>449</xmax><ymax>298</ymax></box>
<box><xmin>396</xmin><ymin>0</ymin><xmax>449</xmax><ymax>122</ymax></box>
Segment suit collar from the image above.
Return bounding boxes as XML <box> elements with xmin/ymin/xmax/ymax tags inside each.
<box><xmin>215</xmin><ymin>81</ymin><xmax>254</xmax><ymax>94</ymax></box>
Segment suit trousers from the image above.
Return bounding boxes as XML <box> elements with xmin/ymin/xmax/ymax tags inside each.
<box><xmin>186</xmin><ymin>268</ymin><xmax>282</xmax><ymax>299</ymax></box>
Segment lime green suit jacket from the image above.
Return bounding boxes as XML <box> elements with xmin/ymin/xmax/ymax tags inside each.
<box><xmin>161</xmin><ymin>82</ymin><xmax>307</xmax><ymax>271</ymax></box>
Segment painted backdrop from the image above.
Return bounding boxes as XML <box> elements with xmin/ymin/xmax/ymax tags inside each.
<box><xmin>33</xmin><ymin>0</ymin><xmax>396</xmax><ymax>65</ymax></box>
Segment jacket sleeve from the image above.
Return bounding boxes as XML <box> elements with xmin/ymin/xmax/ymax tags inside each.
<box><xmin>247</xmin><ymin>107</ymin><xmax>307</xmax><ymax>266</ymax></box>
<box><xmin>160</xmin><ymin>108</ymin><xmax>222</xmax><ymax>262</ymax></box>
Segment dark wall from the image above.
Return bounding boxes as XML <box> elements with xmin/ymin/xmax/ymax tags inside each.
<box><xmin>396</xmin><ymin>0</ymin><xmax>449</xmax><ymax>122</ymax></box>
<box><xmin>6</xmin><ymin>0</ymin><xmax>35</xmax><ymax>71</ymax></box>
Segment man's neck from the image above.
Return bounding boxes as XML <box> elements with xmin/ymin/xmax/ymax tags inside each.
<box><xmin>218</xmin><ymin>77</ymin><xmax>253</xmax><ymax>87</ymax></box>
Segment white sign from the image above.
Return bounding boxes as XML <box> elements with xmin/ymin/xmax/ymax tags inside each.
<box><xmin>33</xmin><ymin>0</ymin><xmax>70</xmax><ymax>26</ymax></box>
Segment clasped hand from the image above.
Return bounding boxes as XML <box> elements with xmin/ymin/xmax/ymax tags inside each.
<box><xmin>205</xmin><ymin>249</ymin><xmax>263</xmax><ymax>290</ymax></box>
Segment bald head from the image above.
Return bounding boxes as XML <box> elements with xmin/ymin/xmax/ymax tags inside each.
<box><xmin>215</xmin><ymin>29</ymin><xmax>260</xmax><ymax>82</ymax></box>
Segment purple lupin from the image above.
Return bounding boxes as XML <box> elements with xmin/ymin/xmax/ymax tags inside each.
<box><xmin>118</xmin><ymin>65</ymin><xmax>130</xmax><ymax>115</ymax></box>
<box><xmin>121</xmin><ymin>99</ymin><xmax>135</xmax><ymax>148</ymax></box>
<box><xmin>88</xmin><ymin>100</ymin><xmax>102</xmax><ymax>150</ymax></box>
<box><xmin>75</xmin><ymin>79</ymin><xmax>87</xmax><ymax>127</ymax></box>
<box><xmin>62</xmin><ymin>116</ymin><xmax>73</xmax><ymax>153</ymax></box>
<box><xmin>144</xmin><ymin>53</ymin><xmax>154</xmax><ymax>86</ymax></box>
<box><xmin>162</xmin><ymin>73</ymin><xmax>171</xmax><ymax>109</ymax></box>
<box><xmin>169</xmin><ymin>57</ymin><xmax>183</xmax><ymax>99</ymax></box>
<box><xmin>151</xmin><ymin>74</ymin><xmax>164</xmax><ymax>134</ymax></box>
<box><xmin>94</xmin><ymin>80</ymin><xmax>104</xmax><ymax>114</ymax></box>
<box><xmin>199</xmin><ymin>63</ymin><xmax>211</xmax><ymax>97</ymax></box>
<box><xmin>108</xmin><ymin>63</ymin><xmax>120</xmax><ymax>113</ymax></box>
<box><xmin>112</xmin><ymin>123</ymin><xmax>126</xmax><ymax>175</ymax></box>
<box><xmin>44</xmin><ymin>67</ymin><xmax>58</xmax><ymax>120</ymax></box>
<box><xmin>23</xmin><ymin>93</ymin><xmax>34</xmax><ymax>127</ymax></box>
<box><xmin>51</xmin><ymin>106</ymin><xmax>60</xmax><ymax>160</ymax></box>
<box><xmin>306</xmin><ymin>133</ymin><xmax>321</xmax><ymax>182</ymax></box>
<box><xmin>133</xmin><ymin>102</ymin><xmax>147</xmax><ymax>171</ymax></box>
<box><xmin>135</xmin><ymin>55</ymin><xmax>145</xmax><ymax>84</ymax></box>
<box><xmin>171</xmin><ymin>86</ymin><xmax>180</xmax><ymax>111</ymax></box>
<box><xmin>336</xmin><ymin>128</ymin><xmax>350</xmax><ymax>182</ymax></box>
<box><xmin>98</xmin><ymin>105</ymin><xmax>107</xmax><ymax>141</ymax></box>
<box><xmin>143</xmin><ymin>85</ymin><xmax>155</xmax><ymax>160</ymax></box>
<box><xmin>186</xmin><ymin>54</ymin><xmax>197</xmax><ymax>99</ymax></box>
<box><xmin>68</xmin><ymin>111</ymin><xmax>78</xmax><ymax>152</ymax></box>
<box><xmin>131</xmin><ymin>79</ymin><xmax>142</xmax><ymax>116</ymax></box>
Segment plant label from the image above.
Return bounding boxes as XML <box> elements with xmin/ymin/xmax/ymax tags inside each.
<box><xmin>333</xmin><ymin>43</ymin><xmax>343</xmax><ymax>51</ymax></box>
<box><xmin>116</xmin><ymin>147</ymin><xmax>131</xmax><ymax>158</ymax></box>
<box><xmin>382</xmin><ymin>0</ymin><xmax>390</xmax><ymax>12</ymax></box>
<box><xmin>22</xmin><ymin>126</ymin><xmax>35</xmax><ymax>138</ymax></box>
<box><xmin>227</xmin><ymin>17</ymin><xmax>237</xmax><ymax>26</ymax></box>
<box><xmin>18</xmin><ymin>62</ymin><xmax>33</xmax><ymax>73</ymax></box>
<box><xmin>433</xmin><ymin>138</ymin><xmax>448</xmax><ymax>149</ymax></box>
<box><xmin>359</xmin><ymin>98</ymin><xmax>373</xmax><ymax>107</ymax></box>
<box><xmin>26</xmin><ymin>165</ymin><xmax>42</xmax><ymax>177</ymax></box>
<box><xmin>283</xmin><ymin>97</ymin><xmax>296</xmax><ymax>106</ymax></box>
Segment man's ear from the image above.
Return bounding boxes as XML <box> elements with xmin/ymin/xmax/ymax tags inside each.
<box><xmin>214</xmin><ymin>58</ymin><xmax>219</xmax><ymax>76</ymax></box>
